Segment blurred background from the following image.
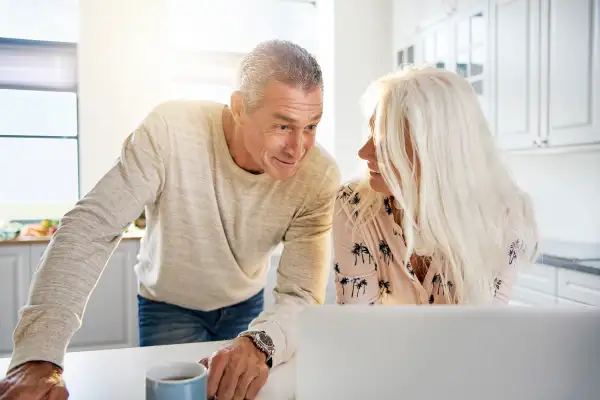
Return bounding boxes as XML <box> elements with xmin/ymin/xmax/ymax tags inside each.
<box><xmin>0</xmin><ymin>0</ymin><xmax>598</xmax><ymax>354</ymax></box>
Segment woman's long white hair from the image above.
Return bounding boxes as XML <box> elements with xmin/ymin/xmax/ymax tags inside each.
<box><xmin>354</xmin><ymin>66</ymin><xmax>539</xmax><ymax>304</ymax></box>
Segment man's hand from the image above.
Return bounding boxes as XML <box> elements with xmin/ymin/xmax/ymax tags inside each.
<box><xmin>199</xmin><ymin>337</ymin><xmax>269</xmax><ymax>400</ymax></box>
<box><xmin>0</xmin><ymin>361</ymin><xmax>68</xmax><ymax>400</ymax></box>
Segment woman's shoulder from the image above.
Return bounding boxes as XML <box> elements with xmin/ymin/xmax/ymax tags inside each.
<box><xmin>336</xmin><ymin>179</ymin><xmax>361</xmax><ymax>201</ymax></box>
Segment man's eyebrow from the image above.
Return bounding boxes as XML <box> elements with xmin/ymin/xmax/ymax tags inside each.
<box><xmin>309</xmin><ymin>112</ymin><xmax>323</xmax><ymax>122</ymax></box>
<box><xmin>272</xmin><ymin>112</ymin><xmax>323</xmax><ymax>124</ymax></box>
<box><xmin>273</xmin><ymin>113</ymin><xmax>297</xmax><ymax>123</ymax></box>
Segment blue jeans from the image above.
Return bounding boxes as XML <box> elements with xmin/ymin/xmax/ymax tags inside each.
<box><xmin>137</xmin><ymin>290</ymin><xmax>264</xmax><ymax>346</ymax></box>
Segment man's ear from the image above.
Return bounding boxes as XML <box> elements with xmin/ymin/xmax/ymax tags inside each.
<box><xmin>230</xmin><ymin>91</ymin><xmax>245</xmax><ymax>123</ymax></box>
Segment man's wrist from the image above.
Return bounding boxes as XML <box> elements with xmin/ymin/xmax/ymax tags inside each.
<box><xmin>237</xmin><ymin>331</ymin><xmax>275</xmax><ymax>368</ymax></box>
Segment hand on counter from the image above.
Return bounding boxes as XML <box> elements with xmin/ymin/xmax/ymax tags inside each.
<box><xmin>0</xmin><ymin>361</ymin><xmax>68</xmax><ymax>400</ymax></box>
<box><xmin>199</xmin><ymin>337</ymin><xmax>269</xmax><ymax>400</ymax></box>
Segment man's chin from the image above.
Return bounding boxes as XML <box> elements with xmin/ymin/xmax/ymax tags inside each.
<box><xmin>267</xmin><ymin>168</ymin><xmax>298</xmax><ymax>180</ymax></box>
<box><xmin>265</xmin><ymin>164</ymin><xmax>299</xmax><ymax>180</ymax></box>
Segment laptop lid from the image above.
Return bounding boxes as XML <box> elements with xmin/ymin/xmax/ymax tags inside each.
<box><xmin>296</xmin><ymin>305</ymin><xmax>600</xmax><ymax>400</ymax></box>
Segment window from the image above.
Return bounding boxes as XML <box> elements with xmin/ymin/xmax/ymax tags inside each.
<box><xmin>421</xmin><ymin>23</ymin><xmax>453</xmax><ymax>71</ymax></box>
<box><xmin>0</xmin><ymin>38</ymin><xmax>79</xmax><ymax>219</ymax></box>
<box><xmin>455</xmin><ymin>12</ymin><xmax>486</xmax><ymax>105</ymax></box>
<box><xmin>397</xmin><ymin>45</ymin><xmax>415</xmax><ymax>69</ymax></box>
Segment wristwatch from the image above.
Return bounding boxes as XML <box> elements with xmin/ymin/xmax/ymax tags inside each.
<box><xmin>238</xmin><ymin>330</ymin><xmax>275</xmax><ymax>367</ymax></box>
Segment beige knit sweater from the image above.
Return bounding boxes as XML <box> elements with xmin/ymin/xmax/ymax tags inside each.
<box><xmin>9</xmin><ymin>100</ymin><xmax>340</xmax><ymax>371</ymax></box>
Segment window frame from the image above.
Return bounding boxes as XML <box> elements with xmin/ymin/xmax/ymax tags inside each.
<box><xmin>0</xmin><ymin>36</ymin><xmax>81</xmax><ymax>200</ymax></box>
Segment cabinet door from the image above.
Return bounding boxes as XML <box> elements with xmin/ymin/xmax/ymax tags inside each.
<box><xmin>491</xmin><ymin>0</ymin><xmax>541</xmax><ymax>149</ymax></box>
<box><xmin>29</xmin><ymin>243</ymin><xmax>48</xmax><ymax>276</ymax></box>
<box><xmin>557</xmin><ymin>269</ymin><xmax>600</xmax><ymax>306</ymax></box>
<box><xmin>0</xmin><ymin>246</ymin><xmax>31</xmax><ymax>356</ymax></box>
<box><xmin>542</xmin><ymin>0</ymin><xmax>600</xmax><ymax>146</ymax></box>
<box><xmin>556</xmin><ymin>297</ymin><xmax>594</xmax><ymax>308</ymax></box>
<box><xmin>69</xmin><ymin>240</ymin><xmax>139</xmax><ymax>350</ymax></box>
<box><xmin>510</xmin><ymin>285</ymin><xmax>557</xmax><ymax>306</ymax></box>
<box><xmin>514</xmin><ymin>263</ymin><xmax>557</xmax><ymax>294</ymax></box>
<box><xmin>421</xmin><ymin>22</ymin><xmax>454</xmax><ymax>70</ymax></box>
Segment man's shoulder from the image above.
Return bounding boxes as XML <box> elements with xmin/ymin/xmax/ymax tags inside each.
<box><xmin>152</xmin><ymin>100</ymin><xmax>224</xmax><ymax>121</ymax></box>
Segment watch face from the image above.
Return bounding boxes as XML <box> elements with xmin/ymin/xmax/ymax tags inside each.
<box><xmin>259</xmin><ymin>332</ymin><xmax>274</xmax><ymax>347</ymax></box>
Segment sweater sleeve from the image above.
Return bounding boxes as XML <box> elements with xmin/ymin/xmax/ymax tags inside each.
<box><xmin>8</xmin><ymin>105</ymin><xmax>170</xmax><ymax>372</ymax></box>
<box><xmin>247</xmin><ymin>163</ymin><xmax>341</xmax><ymax>368</ymax></box>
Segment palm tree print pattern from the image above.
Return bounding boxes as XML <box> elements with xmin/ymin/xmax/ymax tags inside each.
<box><xmin>432</xmin><ymin>274</ymin><xmax>454</xmax><ymax>295</ymax></box>
<box><xmin>383</xmin><ymin>197</ymin><xmax>393</xmax><ymax>215</ymax></box>
<box><xmin>339</xmin><ymin>277</ymin><xmax>350</xmax><ymax>295</ymax></box>
<box><xmin>349</xmin><ymin>277</ymin><xmax>369</xmax><ymax>298</ymax></box>
<box><xmin>379</xmin><ymin>280</ymin><xmax>392</xmax><ymax>296</ymax></box>
<box><xmin>508</xmin><ymin>239</ymin><xmax>522</xmax><ymax>265</ymax></box>
<box><xmin>406</xmin><ymin>261</ymin><xmax>416</xmax><ymax>280</ymax></box>
<box><xmin>336</xmin><ymin>187</ymin><xmax>351</xmax><ymax>202</ymax></box>
<box><xmin>379</xmin><ymin>240</ymin><xmax>393</xmax><ymax>265</ymax></box>
<box><xmin>493</xmin><ymin>278</ymin><xmax>502</xmax><ymax>297</ymax></box>
<box><xmin>349</xmin><ymin>192</ymin><xmax>360</xmax><ymax>206</ymax></box>
<box><xmin>351</xmin><ymin>243</ymin><xmax>373</xmax><ymax>265</ymax></box>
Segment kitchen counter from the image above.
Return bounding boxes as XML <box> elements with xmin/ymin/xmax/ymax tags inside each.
<box><xmin>538</xmin><ymin>239</ymin><xmax>600</xmax><ymax>276</ymax></box>
<box><xmin>0</xmin><ymin>232</ymin><xmax>144</xmax><ymax>246</ymax></box>
<box><xmin>0</xmin><ymin>341</ymin><xmax>295</xmax><ymax>400</ymax></box>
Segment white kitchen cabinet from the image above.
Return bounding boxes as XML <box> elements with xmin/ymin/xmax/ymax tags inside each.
<box><xmin>511</xmin><ymin>263</ymin><xmax>600</xmax><ymax>307</ymax></box>
<box><xmin>0</xmin><ymin>246</ymin><xmax>31</xmax><ymax>355</ymax></box>
<box><xmin>510</xmin><ymin>285</ymin><xmax>558</xmax><ymax>306</ymax></box>
<box><xmin>556</xmin><ymin>297</ymin><xmax>594</xmax><ymax>308</ymax></box>
<box><xmin>542</xmin><ymin>0</ymin><xmax>600</xmax><ymax>147</ymax></box>
<box><xmin>489</xmin><ymin>0</ymin><xmax>542</xmax><ymax>149</ymax></box>
<box><xmin>557</xmin><ymin>268</ymin><xmax>600</xmax><ymax>306</ymax></box>
<box><xmin>0</xmin><ymin>239</ymin><xmax>140</xmax><ymax>358</ymax></box>
<box><xmin>513</xmin><ymin>263</ymin><xmax>557</xmax><ymax>294</ymax></box>
<box><xmin>491</xmin><ymin>0</ymin><xmax>600</xmax><ymax>149</ymax></box>
<box><xmin>69</xmin><ymin>240</ymin><xmax>140</xmax><ymax>351</ymax></box>
<box><xmin>411</xmin><ymin>2</ymin><xmax>491</xmax><ymax>120</ymax></box>
<box><xmin>395</xmin><ymin>0</ymin><xmax>600</xmax><ymax>151</ymax></box>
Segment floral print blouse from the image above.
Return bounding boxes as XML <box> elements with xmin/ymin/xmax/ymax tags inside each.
<box><xmin>333</xmin><ymin>182</ymin><xmax>525</xmax><ymax>305</ymax></box>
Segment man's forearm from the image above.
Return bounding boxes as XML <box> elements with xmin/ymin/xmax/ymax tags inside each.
<box><xmin>9</xmin><ymin>211</ymin><xmax>124</xmax><ymax>371</ymax></box>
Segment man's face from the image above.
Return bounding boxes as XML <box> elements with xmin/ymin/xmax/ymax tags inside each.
<box><xmin>238</xmin><ymin>81</ymin><xmax>323</xmax><ymax>180</ymax></box>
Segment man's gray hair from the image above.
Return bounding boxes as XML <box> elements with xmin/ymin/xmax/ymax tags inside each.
<box><xmin>238</xmin><ymin>39</ymin><xmax>323</xmax><ymax>110</ymax></box>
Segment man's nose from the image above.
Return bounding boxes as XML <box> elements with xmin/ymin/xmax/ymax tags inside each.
<box><xmin>285</xmin><ymin>131</ymin><xmax>304</xmax><ymax>159</ymax></box>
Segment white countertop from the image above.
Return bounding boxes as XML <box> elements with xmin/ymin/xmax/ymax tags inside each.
<box><xmin>0</xmin><ymin>342</ymin><xmax>295</xmax><ymax>399</ymax></box>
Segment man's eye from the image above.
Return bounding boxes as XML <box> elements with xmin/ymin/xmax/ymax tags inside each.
<box><xmin>278</xmin><ymin>125</ymin><xmax>290</xmax><ymax>131</ymax></box>
<box><xmin>306</xmin><ymin>124</ymin><xmax>317</xmax><ymax>131</ymax></box>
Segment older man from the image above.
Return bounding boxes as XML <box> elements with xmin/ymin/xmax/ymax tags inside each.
<box><xmin>0</xmin><ymin>40</ymin><xmax>339</xmax><ymax>400</ymax></box>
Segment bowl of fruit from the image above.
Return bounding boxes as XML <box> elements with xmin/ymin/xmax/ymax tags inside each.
<box><xmin>0</xmin><ymin>221</ymin><xmax>22</xmax><ymax>241</ymax></box>
<box><xmin>19</xmin><ymin>219</ymin><xmax>59</xmax><ymax>238</ymax></box>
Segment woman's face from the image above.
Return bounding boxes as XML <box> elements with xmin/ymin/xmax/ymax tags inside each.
<box><xmin>358</xmin><ymin>115</ymin><xmax>418</xmax><ymax>195</ymax></box>
<box><xmin>358</xmin><ymin>116</ymin><xmax>391</xmax><ymax>195</ymax></box>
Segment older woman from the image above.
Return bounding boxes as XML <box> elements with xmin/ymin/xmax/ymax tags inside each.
<box><xmin>333</xmin><ymin>66</ymin><xmax>539</xmax><ymax>306</ymax></box>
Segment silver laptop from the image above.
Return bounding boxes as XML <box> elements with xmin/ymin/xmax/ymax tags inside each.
<box><xmin>296</xmin><ymin>305</ymin><xmax>600</xmax><ymax>400</ymax></box>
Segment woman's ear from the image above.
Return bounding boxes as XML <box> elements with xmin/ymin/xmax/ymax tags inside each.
<box><xmin>230</xmin><ymin>91</ymin><xmax>245</xmax><ymax>123</ymax></box>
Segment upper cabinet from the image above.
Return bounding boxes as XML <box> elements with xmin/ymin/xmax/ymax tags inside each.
<box><xmin>542</xmin><ymin>0</ymin><xmax>600</xmax><ymax>147</ymax></box>
<box><xmin>489</xmin><ymin>0</ymin><xmax>542</xmax><ymax>149</ymax></box>
<box><xmin>490</xmin><ymin>0</ymin><xmax>600</xmax><ymax>149</ymax></box>
<box><xmin>393</xmin><ymin>0</ymin><xmax>600</xmax><ymax>151</ymax></box>
<box><xmin>455</xmin><ymin>9</ymin><xmax>488</xmax><ymax>117</ymax></box>
<box><xmin>415</xmin><ymin>4</ymin><xmax>490</xmax><ymax>118</ymax></box>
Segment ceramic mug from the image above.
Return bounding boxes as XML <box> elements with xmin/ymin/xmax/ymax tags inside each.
<box><xmin>146</xmin><ymin>361</ymin><xmax>207</xmax><ymax>400</ymax></box>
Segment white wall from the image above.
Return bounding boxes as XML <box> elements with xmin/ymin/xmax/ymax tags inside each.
<box><xmin>325</xmin><ymin>0</ymin><xmax>394</xmax><ymax>181</ymax></box>
<box><xmin>78</xmin><ymin>0</ymin><xmax>170</xmax><ymax>195</ymax></box>
<box><xmin>506</xmin><ymin>151</ymin><xmax>600</xmax><ymax>244</ymax></box>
